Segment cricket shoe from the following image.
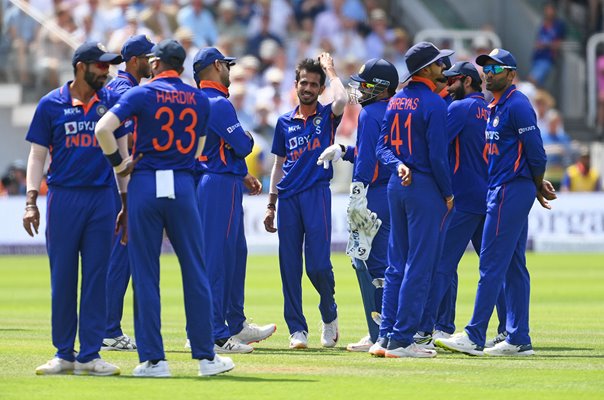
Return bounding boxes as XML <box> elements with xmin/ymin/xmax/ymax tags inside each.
<box><xmin>432</xmin><ymin>330</ymin><xmax>451</xmax><ymax>341</ymax></box>
<box><xmin>485</xmin><ymin>331</ymin><xmax>508</xmax><ymax>348</ymax></box>
<box><xmin>232</xmin><ymin>321</ymin><xmax>277</xmax><ymax>344</ymax></box>
<box><xmin>346</xmin><ymin>335</ymin><xmax>373</xmax><ymax>352</ymax></box>
<box><xmin>184</xmin><ymin>339</ymin><xmax>191</xmax><ymax>349</ymax></box>
<box><xmin>35</xmin><ymin>357</ymin><xmax>74</xmax><ymax>375</ymax></box>
<box><xmin>214</xmin><ymin>337</ymin><xmax>253</xmax><ymax>354</ymax></box>
<box><xmin>74</xmin><ymin>358</ymin><xmax>121</xmax><ymax>376</ymax></box>
<box><xmin>484</xmin><ymin>341</ymin><xmax>535</xmax><ymax>357</ymax></box>
<box><xmin>320</xmin><ymin>318</ymin><xmax>339</xmax><ymax>348</ymax></box>
<box><xmin>289</xmin><ymin>331</ymin><xmax>308</xmax><ymax>349</ymax></box>
<box><xmin>385</xmin><ymin>341</ymin><xmax>437</xmax><ymax>358</ymax></box>
<box><xmin>199</xmin><ymin>355</ymin><xmax>234</xmax><ymax>377</ymax></box>
<box><xmin>133</xmin><ymin>360</ymin><xmax>171</xmax><ymax>377</ymax></box>
<box><xmin>434</xmin><ymin>332</ymin><xmax>484</xmax><ymax>356</ymax></box>
<box><xmin>101</xmin><ymin>334</ymin><xmax>137</xmax><ymax>351</ymax></box>
<box><xmin>368</xmin><ymin>336</ymin><xmax>388</xmax><ymax>357</ymax></box>
<box><xmin>413</xmin><ymin>331</ymin><xmax>435</xmax><ymax>350</ymax></box>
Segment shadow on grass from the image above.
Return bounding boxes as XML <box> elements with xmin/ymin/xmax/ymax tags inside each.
<box><xmin>167</xmin><ymin>347</ymin><xmax>349</xmax><ymax>356</ymax></box>
<box><xmin>119</xmin><ymin>375</ymin><xmax>316</xmax><ymax>382</ymax></box>
<box><xmin>0</xmin><ymin>328</ymin><xmax>30</xmax><ymax>331</ymax></box>
<box><xmin>536</xmin><ymin>346</ymin><xmax>593</xmax><ymax>352</ymax></box>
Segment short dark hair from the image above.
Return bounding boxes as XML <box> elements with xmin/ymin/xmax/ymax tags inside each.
<box><xmin>295</xmin><ymin>58</ymin><xmax>326</xmax><ymax>86</ymax></box>
<box><xmin>468</xmin><ymin>76</ymin><xmax>482</xmax><ymax>92</ymax></box>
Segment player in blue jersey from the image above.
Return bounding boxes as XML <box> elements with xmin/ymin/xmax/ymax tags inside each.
<box><xmin>102</xmin><ymin>34</ymin><xmax>154</xmax><ymax>352</ymax></box>
<box><xmin>191</xmin><ymin>46</ymin><xmax>276</xmax><ymax>354</ymax></box>
<box><xmin>95</xmin><ymin>39</ymin><xmax>234</xmax><ymax>377</ymax></box>
<box><xmin>435</xmin><ymin>49</ymin><xmax>556</xmax><ymax>357</ymax></box>
<box><xmin>374</xmin><ymin>42</ymin><xmax>454</xmax><ymax>358</ymax></box>
<box><xmin>317</xmin><ymin>58</ymin><xmax>403</xmax><ymax>352</ymax></box>
<box><xmin>263</xmin><ymin>53</ymin><xmax>348</xmax><ymax>349</ymax></box>
<box><xmin>23</xmin><ymin>42</ymin><xmax>124</xmax><ymax>376</ymax></box>
<box><xmin>415</xmin><ymin>61</ymin><xmax>507</xmax><ymax>348</ymax></box>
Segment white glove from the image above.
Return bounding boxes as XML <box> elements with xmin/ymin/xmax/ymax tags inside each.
<box><xmin>345</xmin><ymin>215</ymin><xmax>381</xmax><ymax>261</ymax></box>
<box><xmin>317</xmin><ymin>144</ymin><xmax>343</xmax><ymax>169</ymax></box>
<box><xmin>347</xmin><ymin>182</ymin><xmax>372</xmax><ymax>229</ymax></box>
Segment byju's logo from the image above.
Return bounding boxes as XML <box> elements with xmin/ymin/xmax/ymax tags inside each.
<box><xmin>64</xmin><ymin>122</ymin><xmax>77</xmax><ymax>135</ymax></box>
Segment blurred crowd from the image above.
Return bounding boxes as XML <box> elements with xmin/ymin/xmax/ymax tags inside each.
<box><xmin>0</xmin><ymin>0</ymin><xmax>601</xmax><ymax>194</ymax></box>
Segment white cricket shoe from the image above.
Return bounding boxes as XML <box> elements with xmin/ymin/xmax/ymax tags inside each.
<box><xmin>485</xmin><ymin>331</ymin><xmax>508</xmax><ymax>348</ymax></box>
<box><xmin>385</xmin><ymin>342</ymin><xmax>437</xmax><ymax>358</ymax></box>
<box><xmin>232</xmin><ymin>321</ymin><xmax>277</xmax><ymax>344</ymax></box>
<box><xmin>413</xmin><ymin>332</ymin><xmax>435</xmax><ymax>350</ymax></box>
<box><xmin>320</xmin><ymin>318</ymin><xmax>339</xmax><ymax>347</ymax></box>
<box><xmin>484</xmin><ymin>341</ymin><xmax>535</xmax><ymax>357</ymax></box>
<box><xmin>101</xmin><ymin>334</ymin><xmax>137</xmax><ymax>351</ymax></box>
<box><xmin>289</xmin><ymin>331</ymin><xmax>308</xmax><ymax>349</ymax></box>
<box><xmin>214</xmin><ymin>337</ymin><xmax>253</xmax><ymax>354</ymax></box>
<box><xmin>184</xmin><ymin>339</ymin><xmax>191</xmax><ymax>349</ymax></box>
<box><xmin>368</xmin><ymin>337</ymin><xmax>388</xmax><ymax>357</ymax></box>
<box><xmin>132</xmin><ymin>360</ymin><xmax>171</xmax><ymax>377</ymax></box>
<box><xmin>35</xmin><ymin>357</ymin><xmax>74</xmax><ymax>375</ymax></box>
<box><xmin>74</xmin><ymin>358</ymin><xmax>121</xmax><ymax>376</ymax></box>
<box><xmin>432</xmin><ymin>330</ymin><xmax>451</xmax><ymax>341</ymax></box>
<box><xmin>346</xmin><ymin>335</ymin><xmax>373</xmax><ymax>352</ymax></box>
<box><xmin>434</xmin><ymin>332</ymin><xmax>484</xmax><ymax>356</ymax></box>
<box><xmin>199</xmin><ymin>355</ymin><xmax>234</xmax><ymax>377</ymax></box>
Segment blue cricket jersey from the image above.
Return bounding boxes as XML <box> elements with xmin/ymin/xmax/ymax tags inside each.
<box><xmin>109</xmin><ymin>71</ymin><xmax>210</xmax><ymax>172</ymax></box>
<box><xmin>106</xmin><ymin>70</ymin><xmax>138</xmax><ymax>94</ymax></box>
<box><xmin>447</xmin><ymin>93</ymin><xmax>489</xmax><ymax>214</ymax></box>
<box><xmin>376</xmin><ymin>77</ymin><xmax>452</xmax><ymax>198</ymax></box>
<box><xmin>342</xmin><ymin>99</ymin><xmax>391</xmax><ymax>187</ymax></box>
<box><xmin>26</xmin><ymin>82</ymin><xmax>127</xmax><ymax>188</ymax></box>
<box><xmin>485</xmin><ymin>85</ymin><xmax>547</xmax><ymax>188</ymax></box>
<box><xmin>271</xmin><ymin>102</ymin><xmax>342</xmax><ymax>198</ymax></box>
<box><xmin>197</xmin><ymin>81</ymin><xmax>253</xmax><ymax>177</ymax></box>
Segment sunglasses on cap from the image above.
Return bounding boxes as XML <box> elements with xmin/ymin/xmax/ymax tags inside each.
<box><xmin>447</xmin><ymin>75</ymin><xmax>464</xmax><ymax>86</ymax></box>
<box><xmin>434</xmin><ymin>58</ymin><xmax>446</xmax><ymax>67</ymax></box>
<box><xmin>482</xmin><ymin>64</ymin><xmax>516</xmax><ymax>75</ymax></box>
<box><xmin>87</xmin><ymin>61</ymin><xmax>111</xmax><ymax>70</ymax></box>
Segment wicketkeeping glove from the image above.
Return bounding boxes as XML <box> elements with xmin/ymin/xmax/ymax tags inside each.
<box><xmin>345</xmin><ymin>213</ymin><xmax>381</xmax><ymax>261</ymax></box>
<box><xmin>317</xmin><ymin>144</ymin><xmax>343</xmax><ymax>169</ymax></box>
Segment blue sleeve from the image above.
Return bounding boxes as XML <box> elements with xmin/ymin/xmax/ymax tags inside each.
<box><xmin>106</xmin><ymin>91</ymin><xmax>130</xmax><ymax>139</ymax></box>
<box><xmin>110</xmin><ymin>87</ymin><xmax>143</xmax><ymax>125</ymax></box>
<box><xmin>25</xmin><ymin>97</ymin><xmax>52</xmax><ymax>147</ymax></box>
<box><xmin>353</xmin><ymin>109</ymin><xmax>380</xmax><ymax>184</ymax></box>
<box><xmin>446</xmin><ymin>101</ymin><xmax>470</xmax><ymax>143</ymax></box>
<box><xmin>271</xmin><ymin>118</ymin><xmax>286</xmax><ymax>157</ymax></box>
<box><xmin>197</xmin><ymin>92</ymin><xmax>210</xmax><ymax>138</ymax></box>
<box><xmin>426</xmin><ymin>100</ymin><xmax>453</xmax><ymax>198</ymax></box>
<box><xmin>512</xmin><ymin>99</ymin><xmax>547</xmax><ymax>178</ymax></box>
<box><xmin>376</xmin><ymin>108</ymin><xmax>402</xmax><ymax>174</ymax></box>
<box><xmin>210</xmin><ymin>97</ymin><xmax>253</xmax><ymax>158</ymax></box>
<box><xmin>342</xmin><ymin>145</ymin><xmax>355</xmax><ymax>163</ymax></box>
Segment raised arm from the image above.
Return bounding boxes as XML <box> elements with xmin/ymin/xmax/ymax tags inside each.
<box><xmin>319</xmin><ymin>52</ymin><xmax>347</xmax><ymax>117</ymax></box>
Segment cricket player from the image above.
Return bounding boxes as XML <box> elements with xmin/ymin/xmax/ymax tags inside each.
<box><xmin>102</xmin><ymin>34</ymin><xmax>154</xmax><ymax>352</ymax></box>
<box><xmin>263</xmin><ymin>54</ymin><xmax>348</xmax><ymax>349</ymax></box>
<box><xmin>435</xmin><ymin>49</ymin><xmax>556</xmax><ymax>357</ymax></box>
<box><xmin>415</xmin><ymin>61</ymin><xmax>507</xmax><ymax>347</ymax></box>
<box><xmin>317</xmin><ymin>58</ymin><xmax>402</xmax><ymax>352</ymax></box>
<box><xmin>23</xmin><ymin>42</ymin><xmax>124</xmax><ymax>376</ymax></box>
<box><xmin>95</xmin><ymin>39</ymin><xmax>233</xmax><ymax>377</ymax></box>
<box><xmin>374</xmin><ymin>42</ymin><xmax>454</xmax><ymax>358</ymax></box>
<box><xmin>192</xmin><ymin>46</ymin><xmax>276</xmax><ymax>353</ymax></box>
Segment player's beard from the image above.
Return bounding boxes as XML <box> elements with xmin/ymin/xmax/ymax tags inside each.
<box><xmin>298</xmin><ymin>90</ymin><xmax>318</xmax><ymax>105</ymax></box>
<box><xmin>451</xmin><ymin>84</ymin><xmax>465</xmax><ymax>100</ymax></box>
<box><xmin>84</xmin><ymin>67</ymin><xmax>106</xmax><ymax>91</ymax></box>
<box><xmin>138</xmin><ymin>63</ymin><xmax>152</xmax><ymax>79</ymax></box>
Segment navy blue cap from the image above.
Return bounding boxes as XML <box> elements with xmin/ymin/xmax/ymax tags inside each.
<box><xmin>351</xmin><ymin>58</ymin><xmax>399</xmax><ymax>92</ymax></box>
<box><xmin>72</xmin><ymin>41</ymin><xmax>122</xmax><ymax>67</ymax></box>
<box><xmin>476</xmin><ymin>48</ymin><xmax>517</xmax><ymax>68</ymax></box>
<box><xmin>149</xmin><ymin>39</ymin><xmax>186</xmax><ymax>67</ymax></box>
<box><xmin>402</xmin><ymin>41</ymin><xmax>454</xmax><ymax>82</ymax></box>
<box><xmin>121</xmin><ymin>34</ymin><xmax>155</xmax><ymax>61</ymax></box>
<box><xmin>193</xmin><ymin>47</ymin><xmax>236</xmax><ymax>76</ymax></box>
<box><xmin>443</xmin><ymin>61</ymin><xmax>482</xmax><ymax>84</ymax></box>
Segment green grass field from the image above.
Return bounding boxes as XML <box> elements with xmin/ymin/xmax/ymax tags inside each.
<box><xmin>1</xmin><ymin>253</ymin><xmax>603</xmax><ymax>399</ymax></box>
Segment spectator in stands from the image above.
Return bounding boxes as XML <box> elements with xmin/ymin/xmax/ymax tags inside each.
<box><xmin>534</xmin><ymin>89</ymin><xmax>556</xmax><ymax>133</ymax></box>
<box><xmin>139</xmin><ymin>0</ymin><xmax>179</xmax><ymax>41</ymax></box>
<box><xmin>542</xmin><ymin>110</ymin><xmax>572</xmax><ymax>189</ymax></box>
<box><xmin>247</xmin><ymin>0</ymin><xmax>293</xmax><ymax>42</ymax></box>
<box><xmin>364</xmin><ymin>9</ymin><xmax>394</xmax><ymax>59</ymax></box>
<box><xmin>175</xmin><ymin>26</ymin><xmax>198</xmax><ymax>86</ymax></box>
<box><xmin>331</xmin><ymin>14</ymin><xmax>366</xmax><ymax>62</ymax></box>
<box><xmin>246</xmin><ymin>13</ymin><xmax>284</xmax><ymax>59</ymax></box>
<box><xmin>385</xmin><ymin>28</ymin><xmax>410</xmax><ymax>87</ymax></box>
<box><xmin>177</xmin><ymin>0</ymin><xmax>218</xmax><ymax>48</ymax></box>
<box><xmin>8</xmin><ymin>160</ymin><xmax>27</xmax><ymax>195</ymax></box>
<box><xmin>311</xmin><ymin>0</ymin><xmax>346</xmax><ymax>50</ymax></box>
<box><xmin>216</xmin><ymin>0</ymin><xmax>247</xmax><ymax>57</ymax></box>
<box><xmin>596</xmin><ymin>51</ymin><xmax>604</xmax><ymax>138</ymax></box>
<box><xmin>294</xmin><ymin>0</ymin><xmax>326</xmax><ymax>22</ymax></box>
<box><xmin>529</xmin><ymin>2</ymin><xmax>566</xmax><ymax>87</ymax></box>
<box><xmin>74</xmin><ymin>0</ymin><xmax>112</xmax><ymax>43</ymax></box>
<box><xmin>561</xmin><ymin>147</ymin><xmax>602</xmax><ymax>192</ymax></box>
<box><xmin>107</xmin><ymin>8</ymin><xmax>154</xmax><ymax>55</ymax></box>
<box><xmin>3</xmin><ymin>0</ymin><xmax>39</xmax><ymax>86</ymax></box>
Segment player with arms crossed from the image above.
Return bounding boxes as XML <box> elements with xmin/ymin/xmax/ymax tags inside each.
<box><xmin>95</xmin><ymin>39</ymin><xmax>233</xmax><ymax>377</ymax></box>
<box><xmin>191</xmin><ymin>46</ymin><xmax>276</xmax><ymax>354</ymax></box>
<box><xmin>374</xmin><ymin>42</ymin><xmax>454</xmax><ymax>358</ymax></box>
<box><xmin>317</xmin><ymin>58</ymin><xmax>405</xmax><ymax>351</ymax></box>
<box><xmin>263</xmin><ymin>53</ymin><xmax>347</xmax><ymax>349</ymax></box>
<box><xmin>436</xmin><ymin>49</ymin><xmax>556</xmax><ymax>357</ymax></box>
<box><xmin>102</xmin><ymin>34</ymin><xmax>155</xmax><ymax>352</ymax></box>
<box><xmin>24</xmin><ymin>42</ymin><xmax>124</xmax><ymax>376</ymax></box>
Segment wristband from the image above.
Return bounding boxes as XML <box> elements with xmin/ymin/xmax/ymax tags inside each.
<box><xmin>267</xmin><ymin>203</ymin><xmax>276</xmax><ymax>211</ymax></box>
<box><xmin>25</xmin><ymin>204</ymin><xmax>38</xmax><ymax>210</ymax></box>
<box><xmin>105</xmin><ymin>150</ymin><xmax>123</xmax><ymax>167</ymax></box>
